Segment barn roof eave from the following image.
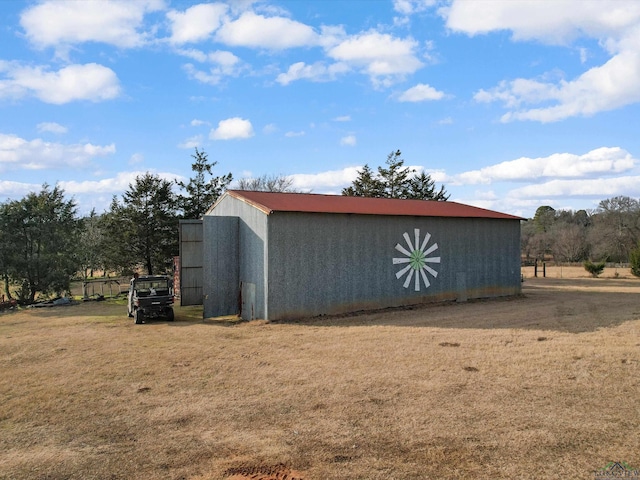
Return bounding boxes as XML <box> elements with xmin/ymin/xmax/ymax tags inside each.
<box><xmin>216</xmin><ymin>190</ymin><xmax>524</xmax><ymax>220</ymax></box>
<box><xmin>204</xmin><ymin>190</ymin><xmax>273</xmax><ymax>216</ymax></box>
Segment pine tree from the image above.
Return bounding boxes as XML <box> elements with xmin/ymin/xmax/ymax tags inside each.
<box><xmin>103</xmin><ymin>173</ymin><xmax>178</xmax><ymax>275</ymax></box>
<box><xmin>343</xmin><ymin>150</ymin><xmax>448</xmax><ymax>201</ymax></box>
<box><xmin>377</xmin><ymin>150</ymin><xmax>413</xmax><ymax>198</ymax></box>
<box><xmin>406</xmin><ymin>171</ymin><xmax>450</xmax><ymax>201</ymax></box>
<box><xmin>0</xmin><ymin>185</ymin><xmax>80</xmax><ymax>303</ymax></box>
<box><xmin>176</xmin><ymin>148</ymin><xmax>232</xmax><ymax>218</ymax></box>
<box><xmin>342</xmin><ymin>164</ymin><xmax>385</xmax><ymax>197</ymax></box>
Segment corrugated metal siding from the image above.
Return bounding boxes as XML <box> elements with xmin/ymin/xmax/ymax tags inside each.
<box><xmin>203</xmin><ymin>193</ymin><xmax>521</xmax><ymax>321</ymax></box>
<box><xmin>202</xmin><ymin>216</ymin><xmax>239</xmax><ymax>318</ymax></box>
<box><xmin>205</xmin><ymin>195</ymin><xmax>269</xmax><ymax>319</ymax></box>
<box><xmin>178</xmin><ymin>220</ymin><xmax>203</xmax><ymax>306</ymax></box>
<box><xmin>266</xmin><ymin>212</ymin><xmax>521</xmax><ymax>320</ymax></box>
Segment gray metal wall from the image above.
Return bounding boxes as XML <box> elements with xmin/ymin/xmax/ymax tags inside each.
<box><xmin>178</xmin><ymin>220</ymin><xmax>203</xmax><ymax>306</ymax></box>
<box><xmin>266</xmin><ymin>212</ymin><xmax>521</xmax><ymax>320</ymax></box>
<box><xmin>202</xmin><ymin>216</ymin><xmax>239</xmax><ymax>318</ymax></box>
<box><xmin>205</xmin><ymin>195</ymin><xmax>268</xmax><ymax>319</ymax></box>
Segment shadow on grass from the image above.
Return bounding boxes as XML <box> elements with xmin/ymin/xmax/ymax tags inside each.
<box><xmin>524</xmin><ymin>276</ymin><xmax>640</xmax><ymax>290</ymax></box>
<box><xmin>1</xmin><ymin>301</ymin><xmax>206</xmax><ymax>323</ymax></box>
<box><xmin>275</xmin><ymin>278</ymin><xmax>640</xmax><ymax>334</ymax></box>
<box><xmin>5</xmin><ymin>278</ymin><xmax>640</xmax><ymax>334</ymax></box>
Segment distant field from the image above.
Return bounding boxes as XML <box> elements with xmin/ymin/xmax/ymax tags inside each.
<box><xmin>521</xmin><ymin>264</ymin><xmax>634</xmax><ymax>279</ymax></box>
<box><xmin>1</xmin><ymin>274</ymin><xmax>639</xmax><ymax>479</ymax></box>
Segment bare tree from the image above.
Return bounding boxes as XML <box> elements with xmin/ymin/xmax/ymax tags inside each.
<box><xmin>235</xmin><ymin>174</ymin><xmax>298</xmax><ymax>192</ymax></box>
<box><xmin>551</xmin><ymin>223</ymin><xmax>587</xmax><ymax>262</ymax></box>
<box><xmin>520</xmin><ymin>220</ymin><xmax>537</xmax><ymax>262</ymax></box>
<box><xmin>588</xmin><ymin>196</ymin><xmax>640</xmax><ymax>262</ymax></box>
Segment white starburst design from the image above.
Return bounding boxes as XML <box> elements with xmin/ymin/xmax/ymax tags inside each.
<box><xmin>393</xmin><ymin>228</ymin><xmax>441</xmax><ymax>291</ymax></box>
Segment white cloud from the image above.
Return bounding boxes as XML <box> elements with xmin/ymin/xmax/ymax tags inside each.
<box><xmin>276</xmin><ymin>61</ymin><xmax>349</xmax><ymax>85</ymax></box>
<box><xmin>182</xmin><ymin>66</ymin><xmax>216</xmax><ymax>86</ymax></box>
<box><xmin>263</xmin><ymin>123</ymin><xmax>278</xmax><ymax>134</ymax></box>
<box><xmin>419</xmin><ymin>168</ymin><xmax>448</xmax><ymax>183</ymax></box>
<box><xmin>474</xmin><ymin>190</ymin><xmax>499</xmax><ymax>201</ymax></box>
<box><xmin>327</xmin><ymin>31</ymin><xmax>423</xmax><ymax>87</ymax></box>
<box><xmin>167</xmin><ymin>3</ymin><xmax>228</xmax><ymax>45</ymax></box>
<box><xmin>340</xmin><ymin>135</ymin><xmax>357</xmax><ymax>146</ymax></box>
<box><xmin>0</xmin><ymin>62</ymin><xmax>121</xmax><ymax>104</ymax></box>
<box><xmin>579</xmin><ymin>47</ymin><xmax>588</xmax><ymax>64</ymax></box>
<box><xmin>180</xmin><ymin>49</ymin><xmax>242</xmax><ymax>85</ymax></box>
<box><xmin>60</xmin><ymin>171</ymin><xmax>184</xmax><ymax>195</ymax></box>
<box><xmin>190</xmin><ymin>119</ymin><xmax>209</xmax><ymax>127</ymax></box>
<box><xmin>208</xmin><ymin>50</ymin><xmax>241</xmax><ymax>67</ymax></box>
<box><xmin>333</xmin><ymin>115</ymin><xmax>351</xmax><ymax>122</ymax></box>
<box><xmin>455</xmin><ymin>147</ymin><xmax>635</xmax><ymax>185</ymax></box>
<box><xmin>446</xmin><ymin>0</ymin><xmax>640</xmax><ymax>121</ymax></box>
<box><xmin>285</xmin><ymin>131</ymin><xmax>305</xmax><ymax>138</ymax></box>
<box><xmin>178</xmin><ymin>135</ymin><xmax>203</xmax><ymax>149</ymax></box>
<box><xmin>290</xmin><ymin>166</ymin><xmax>362</xmax><ymax>190</ymax></box>
<box><xmin>20</xmin><ymin>0</ymin><xmax>163</xmax><ymax>51</ymax></box>
<box><xmin>394</xmin><ymin>0</ymin><xmax>437</xmax><ymax>16</ymax></box>
<box><xmin>0</xmin><ymin>133</ymin><xmax>115</xmax><ymax>172</ymax></box>
<box><xmin>63</xmin><ymin>170</ymin><xmax>187</xmax><ymax>214</ymax></box>
<box><xmin>225</xmin><ymin>14</ymin><xmax>425</xmax><ymax>87</ymax></box>
<box><xmin>508</xmin><ymin>176</ymin><xmax>640</xmax><ymax>199</ymax></box>
<box><xmin>129</xmin><ymin>153</ymin><xmax>144</xmax><ymax>165</ymax></box>
<box><xmin>175</xmin><ymin>48</ymin><xmax>208</xmax><ymax>63</ymax></box>
<box><xmin>317</xmin><ymin>24</ymin><xmax>348</xmax><ymax>49</ymax></box>
<box><xmin>397</xmin><ymin>83</ymin><xmax>445</xmax><ymax>102</ymax></box>
<box><xmin>216</xmin><ymin>11</ymin><xmax>318</xmax><ymax>49</ymax></box>
<box><xmin>209</xmin><ymin>117</ymin><xmax>254</xmax><ymax>140</ymax></box>
<box><xmin>0</xmin><ymin>180</ymin><xmax>38</xmax><ymax>199</ymax></box>
<box><xmin>444</xmin><ymin>0</ymin><xmax>640</xmax><ymax>45</ymax></box>
<box><xmin>37</xmin><ymin>122</ymin><xmax>68</xmax><ymax>134</ymax></box>
<box><xmin>476</xmin><ymin>50</ymin><xmax>640</xmax><ymax>122</ymax></box>
<box><xmin>183</xmin><ymin>64</ymin><xmax>230</xmax><ymax>86</ymax></box>
<box><xmin>453</xmin><ymin>196</ymin><xmax>502</xmax><ymax>213</ymax></box>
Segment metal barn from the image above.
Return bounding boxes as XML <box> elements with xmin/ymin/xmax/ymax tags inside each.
<box><xmin>192</xmin><ymin>190</ymin><xmax>522</xmax><ymax>321</ymax></box>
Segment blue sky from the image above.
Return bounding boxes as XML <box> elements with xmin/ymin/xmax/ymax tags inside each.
<box><xmin>2</xmin><ymin>0</ymin><xmax>640</xmax><ymax>218</ymax></box>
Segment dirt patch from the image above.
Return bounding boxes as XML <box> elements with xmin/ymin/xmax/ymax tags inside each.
<box><xmin>225</xmin><ymin>463</ymin><xmax>305</xmax><ymax>480</ymax></box>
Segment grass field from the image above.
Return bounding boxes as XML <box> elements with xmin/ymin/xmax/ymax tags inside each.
<box><xmin>1</xmin><ymin>269</ymin><xmax>639</xmax><ymax>479</ymax></box>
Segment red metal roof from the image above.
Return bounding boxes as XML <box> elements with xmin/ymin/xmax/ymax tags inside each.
<box><xmin>223</xmin><ymin>190</ymin><xmax>523</xmax><ymax>220</ymax></box>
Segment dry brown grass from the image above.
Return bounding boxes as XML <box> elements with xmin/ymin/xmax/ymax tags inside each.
<box><xmin>1</xmin><ymin>273</ymin><xmax>639</xmax><ymax>479</ymax></box>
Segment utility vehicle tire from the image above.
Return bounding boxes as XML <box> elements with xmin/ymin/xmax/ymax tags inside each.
<box><xmin>167</xmin><ymin>308</ymin><xmax>175</xmax><ymax>322</ymax></box>
<box><xmin>134</xmin><ymin>310</ymin><xmax>143</xmax><ymax>324</ymax></box>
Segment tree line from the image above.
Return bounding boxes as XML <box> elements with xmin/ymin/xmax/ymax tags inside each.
<box><xmin>0</xmin><ymin>148</ymin><xmax>230</xmax><ymax>304</ymax></box>
<box><xmin>23</xmin><ymin>147</ymin><xmax>634</xmax><ymax>304</ymax></box>
<box><xmin>522</xmin><ymin>197</ymin><xmax>640</xmax><ymax>273</ymax></box>
<box><xmin>1</xmin><ymin>148</ymin><xmax>448</xmax><ymax>304</ymax></box>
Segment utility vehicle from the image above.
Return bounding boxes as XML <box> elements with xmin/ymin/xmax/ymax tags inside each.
<box><xmin>127</xmin><ymin>275</ymin><xmax>174</xmax><ymax>324</ymax></box>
